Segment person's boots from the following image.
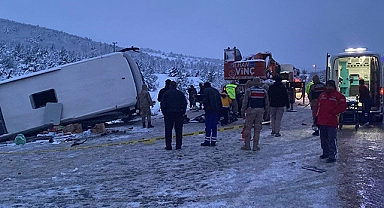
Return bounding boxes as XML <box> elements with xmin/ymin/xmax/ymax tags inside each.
<box><xmin>252</xmin><ymin>133</ymin><xmax>260</xmax><ymax>151</ymax></box>
<box><xmin>241</xmin><ymin>138</ymin><xmax>251</xmax><ymax>150</ymax></box>
<box><xmin>201</xmin><ymin>137</ymin><xmax>210</xmax><ymax>146</ymax></box>
<box><xmin>312</xmin><ymin>130</ymin><xmax>319</xmax><ymax>136</ymax></box>
<box><xmin>211</xmin><ymin>137</ymin><xmax>217</xmax><ymax>146</ymax></box>
<box><xmin>142</xmin><ymin>122</ymin><xmax>146</xmax><ymax>128</ymax></box>
<box><xmin>147</xmin><ymin>121</ymin><xmax>154</xmax><ymax>128</ymax></box>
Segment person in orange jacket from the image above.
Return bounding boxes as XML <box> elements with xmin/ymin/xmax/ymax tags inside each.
<box><xmin>313</xmin><ymin>80</ymin><xmax>347</xmax><ymax>163</ymax></box>
<box><xmin>220</xmin><ymin>89</ymin><xmax>232</xmax><ymax>125</ymax></box>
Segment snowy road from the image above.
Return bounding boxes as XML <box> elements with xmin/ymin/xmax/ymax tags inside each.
<box><xmin>0</xmin><ymin>102</ymin><xmax>383</xmax><ymax>207</ymax></box>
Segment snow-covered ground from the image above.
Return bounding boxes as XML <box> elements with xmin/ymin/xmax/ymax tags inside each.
<box><xmin>0</xmin><ymin>99</ymin><xmax>340</xmax><ymax>207</ymax></box>
<box><xmin>0</xmin><ymin>75</ymin><xmax>382</xmax><ymax>207</ymax></box>
<box><xmin>149</xmin><ymin>74</ymin><xmax>203</xmax><ymax>117</ymax></box>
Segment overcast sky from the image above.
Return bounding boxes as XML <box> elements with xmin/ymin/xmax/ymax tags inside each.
<box><xmin>0</xmin><ymin>0</ymin><xmax>383</xmax><ymax>71</ymax></box>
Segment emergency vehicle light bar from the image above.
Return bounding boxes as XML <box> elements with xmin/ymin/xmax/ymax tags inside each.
<box><xmin>344</xmin><ymin>47</ymin><xmax>367</xmax><ymax>53</ymax></box>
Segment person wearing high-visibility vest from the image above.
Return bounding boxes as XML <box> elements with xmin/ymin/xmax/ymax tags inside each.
<box><xmin>220</xmin><ymin>89</ymin><xmax>232</xmax><ymax>126</ymax></box>
<box><xmin>305</xmin><ymin>80</ymin><xmax>314</xmax><ymax>97</ymax></box>
<box><xmin>226</xmin><ymin>81</ymin><xmax>239</xmax><ymax>117</ymax></box>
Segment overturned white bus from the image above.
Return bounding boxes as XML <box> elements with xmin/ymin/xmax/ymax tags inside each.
<box><xmin>0</xmin><ymin>50</ymin><xmax>143</xmax><ymax>141</ymax></box>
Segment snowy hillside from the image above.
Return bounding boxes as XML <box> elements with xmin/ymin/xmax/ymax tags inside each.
<box><xmin>0</xmin><ymin>18</ymin><xmax>224</xmax><ymax>91</ymax></box>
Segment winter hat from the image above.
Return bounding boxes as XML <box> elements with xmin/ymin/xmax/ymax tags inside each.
<box><xmin>326</xmin><ymin>80</ymin><xmax>336</xmax><ymax>88</ymax></box>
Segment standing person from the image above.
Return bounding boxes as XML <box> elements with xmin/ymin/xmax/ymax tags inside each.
<box><xmin>239</xmin><ymin>80</ymin><xmax>253</xmax><ymax>141</ymax></box>
<box><xmin>160</xmin><ymin>81</ymin><xmax>187</xmax><ymax>150</ymax></box>
<box><xmin>268</xmin><ymin>75</ymin><xmax>290</xmax><ymax>137</ymax></box>
<box><xmin>226</xmin><ymin>81</ymin><xmax>239</xmax><ymax>117</ymax></box>
<box><xmin>305</xmin><ymin>80</ymin><xmax>314</xmax><ymax>97</ymax></box>
<box><xmin>187</xmin><ymin>85</ymin><xmax>198</xmax><ymax>110</ymax></box>
<box><xmin>241</xmin><ymin>77</ymin><xmax>269</xmax><ymax>151</ymax></box>
<box><xmin>201</xmin><ymin>82</ymin><xmax>222</xmax><ymax>147</ymax></box>
<box><xmin>359</xmin><ymin>79</ymin><xmax>372</xmax><ymax>126</ymax></box>
<box><xmin>137</xmin><ymin>84</ymin><xmax>154</xmax><ymax>128</ymax></box>
<box><xmin>236</xmin><ymin>90</ymin><xmax>244</xmax><ymax>118</ymax></box>
<box><xmin>261</xmin><ymin>79</ymin><xmax>271</xmax><ymax>122</ymax></box>
<box><xmin>314</xmin><ymin>80</ymin><xmax>347</xmax><ymax>163</ymax></box>
<box><xmin>197</xmin><ymin>82</ymin><xmax>205</xmax><ymax>110</ymax></box>
<box><xmin>308</xmin><ymin>75</ymin><xmax>325</xmax><ymax>136</ymax></box>
<box><xmin>220</xmin><ymin>89</ymin><xmax>231</xmax><ymax>126</ymax></box>
<box><xmin>157</xmin><ymin>79</ymin><xmax>171</xmax><ymax>103</ymax></box>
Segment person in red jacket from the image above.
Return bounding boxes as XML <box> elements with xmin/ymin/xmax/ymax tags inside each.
<box><xmin>313</xmin><ymin>80</ymin><xmax>347</xmax><ymax>163</ymax></box>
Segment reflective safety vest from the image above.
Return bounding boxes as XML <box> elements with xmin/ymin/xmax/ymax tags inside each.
<box><xmin>305</xmin><ymin>81</ymin><xmax>313</xmax><ymax>95</ymax></box>
<box><xmin>248</xmin><ymin>86</ymin><xmax>265</xmax><ymax>108</ymax></box>
<box><xmin>226</xmin><ymin>83</ymin><xmax>237</xmax><ymax>99</ymax></box>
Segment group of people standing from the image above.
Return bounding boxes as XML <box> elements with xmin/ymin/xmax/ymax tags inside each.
<box><xmin>152</xmin><ymin>76</ymin><xmax>291</xmax><ymax>152</ymax></box>
<box><xmin>310</xmin><ymin>75</ymin><xmax>373</xmax><ymax>163</ymax></box>
<box><xmin>311</xmin><ymin>79</ymin><xmax>347</xmax><ymax>163</ymax></box>
<box><xmin>186</xmin><ymin>83</ymin><xmax>205</xmax><ymax>111</ymax></box>
<box><xmin>240</xmin><ymin>75</ymin><xmax>290</xmax><ymax>151</ymax></box>
<box><xmin>157</xmin><ymin>80</ymin><xmax>222</xmax><ymax>149</ymax></box>
<box><xmin>137</xmin><ymin>74</ymin><xmax>374</xmax><ymax>164</ymax></box>
<box><xmin>158</xmin><ymin>80</ymin><xmax>188</xmax><ymax>150</ymax></box>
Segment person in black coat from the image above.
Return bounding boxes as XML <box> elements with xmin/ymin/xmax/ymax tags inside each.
<box><xmin>161</xmin><ymin>81</ymin><xmax>187</xmax><ymax>150</ymax></box>
<box><xmin>201</xmin><ymin>82</ymin><xmax>222</xmax><ymax>147</ymax></box>
<box><xmin>196</xmin><ymin>82</ymin><xmax>205</xmax><ymax>110</ymax></box>
<box><xmin>187</xmin><ymin>85</ymin><xmax>198</xmax><ymax>109</ymax></box>
<box><xmin>268</xmin><ymin>75</ymin><xmax>290</xmax><ymax>137</ymax></box>
<box><xmin>157</xmin><ymin>79</ymin><xmax>171</xmax><ymax>103</ymax></box>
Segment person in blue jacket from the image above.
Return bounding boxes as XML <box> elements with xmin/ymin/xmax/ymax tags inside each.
<box><xmin>200</xmin><ymin>82</ymin><xmax>222</xmax><ymax>147</ymax></box>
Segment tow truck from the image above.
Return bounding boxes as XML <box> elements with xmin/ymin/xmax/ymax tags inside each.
<box><xmin>223</xmin><ymin>47</ymin><xmax>305</xmax><ymax>109</ymax></box>
<box><xmin>224</xmin><ymin>47</ymin><xmax>278</xmax><ymax>83</ymax></box>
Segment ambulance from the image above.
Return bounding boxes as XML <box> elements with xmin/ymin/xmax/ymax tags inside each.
<box><xmin>326</xmin><ymin>48</ymin><xmax>383</xmax><ymax>122</ymax></box>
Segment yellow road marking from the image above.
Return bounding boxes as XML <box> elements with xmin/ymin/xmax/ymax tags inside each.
<box><xmin>0</xmin><ymin>125</ymin><xmax>245</xmax><ymax>155</ymax></box>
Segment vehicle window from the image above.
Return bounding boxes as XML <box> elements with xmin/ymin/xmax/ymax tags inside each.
<box><xmin>30</xmin><ymin>89</ymin><xmax>58</xmax><ymax>109</ymax></box>
<box><xmin>225</xmin><ymin>51</ymin><xmax>235</xmax><ymax>62</ymax></box>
